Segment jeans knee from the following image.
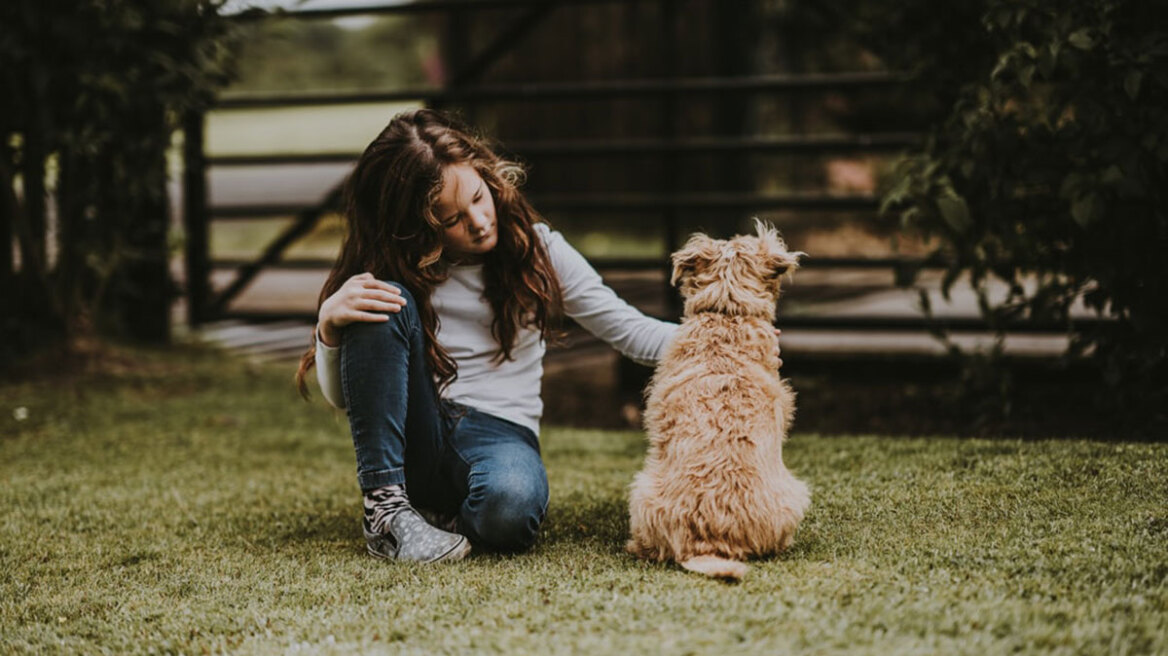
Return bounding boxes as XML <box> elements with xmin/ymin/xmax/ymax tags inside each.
<box><xmin>342</xmin><ymin>281</ymin><xmax>418</xmax><ymax>340</ymax></box>
<box><xmin>380</xmin><ymin>281</ymin><xmax>415</xmax><ymax>306</ymax></box>
<box><xmin>466</xmin><ymin>471</ymin><xmax>548</xmax><ymax>552</ymax></box>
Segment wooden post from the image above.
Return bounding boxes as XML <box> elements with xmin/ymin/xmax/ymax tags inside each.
<box><xmin>20</xmin><ymin>66</ymin><xmax>48</xmax><ymax>281</ymax></box>
<box><xmin>714</xmin><ymin>0</ymin><xmax>756</xmax><ymax>235</ymax></box>
<box><xmin>0</xmin><ymin>140</ymin><xmax>14</xmax><ymax>292</ymax></box>
<box><xmin>778</xmin><ymin>7</ymin><xmax>808</xmax><ymax>192</ymax></box>
<box><xmin>662</xmin><ymin>0</ymin><xmax>681</xmax><ymax>318</ymax></box>
<box><xmin>118</xmin><ymin>102</ymin><xmax>173</xmax><ymax>344</ymax></box>
<box><xmin>183</xmin><ymin>109</ymin><xmax>209</xmax><ymax>326</ymax></box>
<box><xmin>435</xmin><ymin>7</ymin><xmax>471</xmax><ymax>119</ymax></box>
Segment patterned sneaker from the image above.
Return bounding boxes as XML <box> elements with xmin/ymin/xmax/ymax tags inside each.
<box><xmin>363</xmin><ymin>486</ymin><xmax>470</xmax><ymax>563</ymax></box>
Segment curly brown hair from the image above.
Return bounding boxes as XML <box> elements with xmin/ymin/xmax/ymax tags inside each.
<box><xmin>294</xmin><ymin>108</ymin><xmax>563</xmax><ymax>398</ymax></box>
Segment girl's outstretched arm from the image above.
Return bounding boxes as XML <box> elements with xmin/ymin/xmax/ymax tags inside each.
<box><xmin>537</xmin><ymin>224</ymin><xmax>679</xmax><ymax>365</ymax></box>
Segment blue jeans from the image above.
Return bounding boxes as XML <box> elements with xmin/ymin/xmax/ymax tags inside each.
<box><xmin>339</xmin><ymin>283</ymin><xmax>549</xmax><ymax>552</ymax></box>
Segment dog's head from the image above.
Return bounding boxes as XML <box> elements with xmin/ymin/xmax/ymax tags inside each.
<box><xmin>670</xmin><ymin>218</ymin><xmax>803</xmax><ymax>318</ymax></box>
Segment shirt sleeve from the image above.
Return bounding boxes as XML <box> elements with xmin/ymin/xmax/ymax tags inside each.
<box><xmin>314</xmin><ymin>329</ymin><xmax>346</xmax><ymax>409</ymax></box>
<box><xmin>538</xmin><ymin>223</ymin><xmax>679</xmax><ymax>366</ymax></box>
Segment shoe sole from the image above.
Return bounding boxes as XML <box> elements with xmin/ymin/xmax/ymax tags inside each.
<box><xmin>366</xmin><ymin>535</ymin><xmax>472</xmax><ymax>564</ymax></box>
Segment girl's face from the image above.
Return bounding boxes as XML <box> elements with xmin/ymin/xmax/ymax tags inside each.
<box><xmin>434</xmin><ymin>162</ymin><xmax>498</xmax><ymax>261</ymax></box>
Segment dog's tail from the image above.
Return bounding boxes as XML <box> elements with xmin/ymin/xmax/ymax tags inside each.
<box><xmin>680</xmin><ymin>555</ymin><xmax>749</xmax><ymax>581</ymax></box>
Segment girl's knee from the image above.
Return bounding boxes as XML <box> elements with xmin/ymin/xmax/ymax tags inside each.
<box><xmin>380</xmin><ymin>281</ymin><xmax>415</xmax><ymax>305</ymax></box>
<box><xmin>467</xmin><ymin>471</ymin><xmax>548</xmax><ymax>551</ymax></box>
<box><xmin>342</xmin><ymin>281</ymin><xmax>418</xmax><ymax>340</ymax></box>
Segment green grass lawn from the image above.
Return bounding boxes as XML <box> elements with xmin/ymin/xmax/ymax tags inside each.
<box><xmin>1</xmin><ymin>345</ymin><xmax>1165</xmax><ymax>655</ymax></box>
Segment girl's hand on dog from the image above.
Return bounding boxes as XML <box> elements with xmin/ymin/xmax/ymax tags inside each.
<box><xmin>773</xmin><ymin>328</ymin><xmax>783</xmax><ymax>369</ymax></box>
<box><xmin>317</xmin><ymin>273</ymin><xmax>408</xmax><ymax>347</ymax></box>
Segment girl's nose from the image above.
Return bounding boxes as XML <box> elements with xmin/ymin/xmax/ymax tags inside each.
<box><xmin>469</xmin><ymin>210</ymin><xmax>491</xmax><ymax>233</ymax></box>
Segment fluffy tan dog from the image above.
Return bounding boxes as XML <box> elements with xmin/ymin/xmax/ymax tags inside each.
<box><xmin>626</xmin><ymin>219</ymin><xmax>810</xmax><ymax>581</ymax></box>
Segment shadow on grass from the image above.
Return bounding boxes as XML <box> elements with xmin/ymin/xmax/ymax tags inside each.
<box><xmin>538</xmin><ymin>492</ymin><xmax>816</xmax><ymax>574</ymax></box>
<box><xmin>223</xmin><ymin>494</ymin><xmax>643</xmax><ymax>562</ymax></box>
<box><xmin>542</xmin><ymin>493</ymin><xmax>630</xmax><ymax>555</ymax></box>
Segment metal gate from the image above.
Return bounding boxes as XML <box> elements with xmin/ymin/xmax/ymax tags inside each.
<box><xmin>182</xmin><ymin>0</ymin><xmax>1084</xmax><ymax>342</ymax></box>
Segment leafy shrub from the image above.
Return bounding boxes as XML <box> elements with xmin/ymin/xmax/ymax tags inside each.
<box><xmin>0</xmin><ymin>0</ymin><xmax>241</xmax><ymax>355</ymax></box>
<box><xmin>887</xmin><ymin>0</ymin><xmax>1167</xmax><ymax>404</ymax></box>
<box><xmin>800</xmin><ymin>0</ymin><xmax>1167</xmax><ymax>417</ymax></box>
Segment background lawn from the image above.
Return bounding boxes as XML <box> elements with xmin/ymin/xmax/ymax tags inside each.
<box><xmin>1</xmin><ymin>344</ymin><xmax>1165</xmax><ymax>655</ymax></box>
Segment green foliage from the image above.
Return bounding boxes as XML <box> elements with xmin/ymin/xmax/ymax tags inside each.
<box><xmin>228</xmin><ymin>15</ymin><xmax>435</xmax><ymax>93</ymax></box>
<box><xmin>896</xmin><ymin>0</ymin><xmax>1166</xmax><ymax>399</ymax></box>
<box><xmin>0</xmin><ymin>0</ymin><xmax>242</xmax><ymax>354</ymax></box>
<box><xmin>804</xmin><ymin>0</ymin><xmax>1168</xmax><ymax>410</ymax></box>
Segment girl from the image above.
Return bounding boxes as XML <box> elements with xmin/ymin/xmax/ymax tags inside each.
<box><xmin>295</xmin><ymin>108</ymin><xmax>683</xmax><ymax>563</ymax></box>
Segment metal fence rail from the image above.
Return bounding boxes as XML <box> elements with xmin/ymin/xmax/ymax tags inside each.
<box><xmin>207</xmin><ymin>191</ymin><xmax>881</xmax><ymax>220</ymax></box>
<box><xmin>187</xmin><ymin>1</ymin><xmax>976</xmax><ymax>334</ymax></box>
<box><xmin>215</xmin><ymin>72</ymin><xmax>909</xmax><ymax>108</ymax></box>
<box><xmin>208</xmin><ymin>133</ymin><xmax>922</xmax><ymax>166</ymax></box>
<box><xmin>231</xmin><ymin>0</ymin><xmax>659</xmax><ymax>21</ymax></box>
<box><xmin>190</xmin><ymin>90</ymin><xmax>927</xmax><ymax>321</ymax></box>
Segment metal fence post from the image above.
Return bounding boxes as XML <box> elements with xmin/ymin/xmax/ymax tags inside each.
<box><xmin>183</xmin><ymin>108</ymin><xmax>209</xmax><ymax>326</ymax></box>
<box><xmin>662</xmin><ymin>0</ymin><xmax>682</xmax><ymax>319</ymax></box>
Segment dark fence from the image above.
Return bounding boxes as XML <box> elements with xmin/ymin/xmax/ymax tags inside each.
<box><xmin>183</xmin><ymin>1</ymin><xmax>1099</xmax><ymax>338</ymax></box>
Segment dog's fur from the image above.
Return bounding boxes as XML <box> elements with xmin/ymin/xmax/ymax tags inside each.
<box><xmin>626</xmin><ymin>219</ymin><xmax>811</xmax><ymax>581</ymax></box>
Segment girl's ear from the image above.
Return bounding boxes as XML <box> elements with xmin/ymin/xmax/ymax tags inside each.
<box><xmin>670</xmin><ymin>233</ymin><xmax>718</xmax><ymax>288</ymax></box>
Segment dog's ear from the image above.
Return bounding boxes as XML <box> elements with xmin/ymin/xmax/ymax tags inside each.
<box><xmin>751</xmin><ymin>217</ymin><xmax>804</xmax><ymax>279</ymax></box>
<box><xmin>764</xmin><ymin>249</ymin><xmax>802</xmax><ymax>278</ymax></box>
<box><xmin>670</xmin><ymin>233</ymin><xmax>718</xmax><ymax>288</ymax></box>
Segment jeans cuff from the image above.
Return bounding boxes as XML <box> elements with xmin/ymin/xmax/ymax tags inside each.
<box><xmin>358</xmin><ymin>466</ymin><xmax>406</xmax><ymax>492</ymax></box>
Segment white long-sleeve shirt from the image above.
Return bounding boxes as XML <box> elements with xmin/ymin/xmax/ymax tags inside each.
<box><xmin>315</xmin><ymin>223</ymin><xmax>679</xmax><ymax>435</ymax></box>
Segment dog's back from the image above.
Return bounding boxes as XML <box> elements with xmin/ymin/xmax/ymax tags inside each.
<box><xmin>627</xmin><ymin>314</ymin><xmax>808</xmax><ymax>580</ymax></box>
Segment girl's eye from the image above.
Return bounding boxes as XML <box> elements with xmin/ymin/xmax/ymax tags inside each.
<box><xmin>440</xmin><ymin>192</ymin><xmax>483</xmax><ymax>227</ymax></box>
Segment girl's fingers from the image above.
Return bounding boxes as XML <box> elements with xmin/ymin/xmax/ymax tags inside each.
<box><xmin>355</xmin><ymin>299</ymin><xmax>402</xmax><ymax>313</ymax></box>
<box><xmin>360</xmin><ymin>289</ymin><xmax>405</xmax><ymax>304</ymax></box>
<box><xmin>346</xmin><ymin>273</ymin><xmax>396</xmax><ymax>292</ymax></box>
<box><xmin>343</xmin><ymin>288</ymin><xmax>405</xmax><ymax>309</ymax></box>
<box><xmin>361</xmin><ymin>279</ymin><xmax>401</xmax><ymax>295</ymax></box>
<box><xmin>346</xmin><ymin>310</ymin><xmax>391</xmax><ymax>323</ymax></box>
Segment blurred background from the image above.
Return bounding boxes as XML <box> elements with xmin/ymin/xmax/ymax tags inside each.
<box><xmin>197</xmin><ymin>0</ymin><xmax>930</xmax><ymax>322</ymax></box>
<box><xmin>3</xmin><ymin>0</ymin><xmax>1165</xmax><ymax>436</ymax></box>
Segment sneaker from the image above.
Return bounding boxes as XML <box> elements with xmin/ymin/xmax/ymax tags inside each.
<box><xmin>364</xmin><ymin>505</ymin><xmax>470</xmax><ymax>563</ymax></box>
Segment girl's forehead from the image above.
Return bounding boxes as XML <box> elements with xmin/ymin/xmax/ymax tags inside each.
<box><xmin>437</xmin><ymin>163</ymin><xmax>482</xmax><ymax>208</ymax></box>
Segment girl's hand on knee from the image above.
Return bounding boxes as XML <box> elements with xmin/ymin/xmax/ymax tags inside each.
<box><xmin>317</xmin><ymin>273</ymin><xmax>408</xmax><ymax>346</ymax></box>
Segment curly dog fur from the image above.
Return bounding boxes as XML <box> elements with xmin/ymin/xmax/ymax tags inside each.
<box><xmin>626</xmin><ymin>219</ymin><xmax>811</xmax><ymax>581</ymax></box>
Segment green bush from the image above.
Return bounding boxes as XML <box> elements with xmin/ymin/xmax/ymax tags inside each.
<box><xmin>802</xmin><ymin>0</ymin><xmax>1167</xmax><ymax>415</ymax></box>
<box><xmin>0</xmin><ymin>0</ymin><xmax>241</xmax><ymax>356</ymax></box>
<box><xmin>890</xmin><ymin>0</ymin><xmax>1166</xmax><ymax>392</ymax></box>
